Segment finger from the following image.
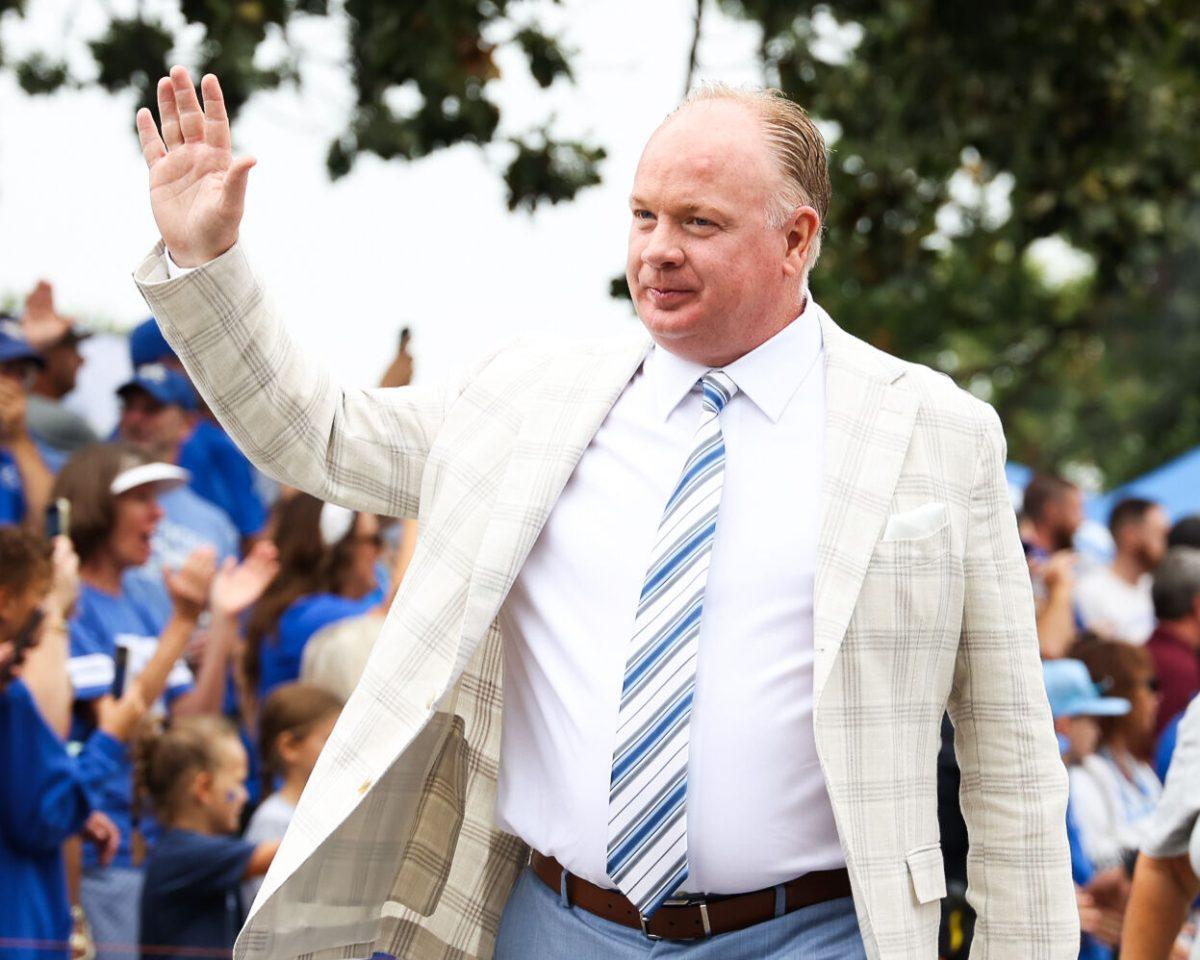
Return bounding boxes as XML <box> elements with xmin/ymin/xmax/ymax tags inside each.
<box><xmin>221</xmin><ymin>155</ymin><xmax>256</xmax><ymax>216</ymax></box>
<box><xmin>136</xmin><ymin>108</ymin><xmax>168</xmax><ymax>168</ymax></box>
<box><xmin>170</xmin><ymin>64</ymin><xmax>205</xmax><ymax>144</ymax></box>
<box><xmin>200</xmin><ymin>74</ymin><xmax>232</xmax><ymax>152</ymax></box>
<box><xmin>156</xmin><ymin>76</ymin><xmax>183</xmax><ymax>149</ymax></box>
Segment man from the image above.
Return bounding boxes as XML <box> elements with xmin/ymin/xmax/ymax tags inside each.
<box><xmin>1023</xmin><ymin>473</ymin><xmax>1086</xmax><ymax>659</ymax></box>
<box><xmin>22</xmin><ymin>280</ymin><xmax>99</xmax><ymax>467</ymax></box>
<box><xmin>1145</xmin><ymin>548</ymin><xmax>1200</xmax><ymax>739</ymax></box>
<box><xmin>0</xmin><ymin>316</ymin><xmax>54</xmax><ymax>529</ymax></box>
<box><xmin>115</xmin><ymin>362</ymin><xmax>239</xmax><ymax>622</ymax></box>
<box><xmin>127</xmin><ymin>317</ymin><xmax>270</xmax><ymax>541</ymax></box>
<box><xmin>131</xmin><ymin>67</ymin><xmax>1076</xmax><ymax>959</ymax></box>
<box><xmin>1076</xmin><ymin>498</ymin><xmax>1170</xmax><ymax>645</ymax></box>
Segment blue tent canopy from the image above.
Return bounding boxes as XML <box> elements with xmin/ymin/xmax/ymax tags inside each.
<box><xmin>1087</xmin><ymin>446</ymin><xmax>1200</xmax><ymax>524</ymax></box>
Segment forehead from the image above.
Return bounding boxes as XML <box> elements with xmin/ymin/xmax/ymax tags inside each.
<box><xmin>633</xmin><ymin>100</ymin><xmax>777</xmax><ymax>208</ymax></box>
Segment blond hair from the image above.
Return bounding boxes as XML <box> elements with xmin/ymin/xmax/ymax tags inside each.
<box><xmin>674</xmin><ymin>82</ymin><xmax>831</xmax><ymax>272</ymax></box>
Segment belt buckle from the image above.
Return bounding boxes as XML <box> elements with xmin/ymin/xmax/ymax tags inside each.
<box><xmin>640</xmin><ymin>899</ymin><xmax>712</xmax><ymax>940</ymax></box>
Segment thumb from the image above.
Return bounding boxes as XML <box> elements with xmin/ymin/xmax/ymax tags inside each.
<box><xmin>221</xmin><ymin>155</ymin><xmax>256</xmax><ymax>215</ymax></box>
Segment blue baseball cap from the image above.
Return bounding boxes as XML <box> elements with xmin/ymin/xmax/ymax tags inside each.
<box><xmin>0</xmin><ymin>315</ymin><xmax>46</xmax><ymax>368</ymax></box>
<box><xmin>1043</xmin><ymin>659</ymin><xmax>1130</xmax><ymax>719</ymax></box>
<box><xmin>129</xmin><ymin>317</ymin><xmax>177</xmax><ymax>368</ymax></box>
<box><xmin>117</xmin><ymin>363</ymin><xmax>197</xmax><ymax>411</ymax></box>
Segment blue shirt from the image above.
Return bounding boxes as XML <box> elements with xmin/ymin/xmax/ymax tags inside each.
<box><xmin>1156</xmin><ymin>711</ymin><xmax>1184</xmax><ymax>782</ymax></box>
<box><xmin>258</xmin><ymin>590</ymin><xmax>381</xmax><ymax>700</ymax></box>
<box><xmin>140</xmin><ymin>828</ymin><xmax>256</xmax><ymax>960</ymax></box>
<box><xmin>0</xmin><ymin>447</ymin><xmax>25</xmax><ymax>525</ymax></box>
<box><xmin>179</xmin><ymin>420</ymin><xmax>268</xmax><ymax>538</ymax></box>
<box><xmin>68</xmin><ymin>584</ymin><xmax>194</xmax><ymax>868</ymax></box>
<box><xmin>1066</xmin><ymin>798</ymin><xmax>1113</xmax><ymax>960</ymax></box>
<box><xmin>124</xmin><ymin>485</ymin><xmax>240</xmax><ymax>625</ymax></box>
<box><xmin>1</xmin><ymin>680</ymin><xmax>126</xmax><ymax>960</ymax></box>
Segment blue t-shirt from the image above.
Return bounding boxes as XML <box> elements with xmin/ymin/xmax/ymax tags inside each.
<box><xmin>124</xmin><ymin>484</ymin><xmax>240</xmax><ymax>625</ymax></box>
<box><xmin>1156</xmin><ymin>711</ymin><xmax>1184</xmax><ymax>782</ymax></box>
<box><xmin>179</xmin><ymin>420</ymin><xmax>268</xmax><ymax>538</ymax></box>
<box><xmin>1</xmin><ymin>679</ymin><xmax>126</xmax><ymax>960</ymax></box>
<box><xmin>140</xmin><ymin>828</ymin><xmax>256</xmax><ymax>960</ymax></box>
<box><xmin>68</xmin><ymin>584</ymin><xmax>194</xmax><ymax>868</ymax></box>
<box><xmin>0</xmin><ymin>447</ymin><xmax>26</xmax><ymax>525</ymax></box>
<box><xmin>258</xmin><ymin>590</ymin><xmax>381</xmax><ymax>700</ymax></box>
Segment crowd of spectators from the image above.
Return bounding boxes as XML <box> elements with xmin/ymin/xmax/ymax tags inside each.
<box><xmin>0</xmin><ymin>282</ymin><xmax>413</xmax><ymax>960</ymax></box>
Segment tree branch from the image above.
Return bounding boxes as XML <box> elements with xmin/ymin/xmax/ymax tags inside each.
<box><xmin>683</xmin><ymin>0</ymin><xmax>704</xmax><ymax>95</ymax></box>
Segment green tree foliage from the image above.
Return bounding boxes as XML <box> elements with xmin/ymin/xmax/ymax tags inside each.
<box><xmin>0</xmin><ymin>0</ymin><xmax>604</xmax><ymax>211</ymax></box>
<box><xmin>718</xmin><ymin>0</ymin><xmax>1200</xmax><ymax>484</ymax></box>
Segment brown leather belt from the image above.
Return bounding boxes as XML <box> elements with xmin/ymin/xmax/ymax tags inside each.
<box><xmin>530</xmin><ymin>851</ymin><xmax>852</xmax><ymax>941</ymax></box>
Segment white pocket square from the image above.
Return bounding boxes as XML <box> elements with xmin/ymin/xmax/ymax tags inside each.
<box><xmin>881</xmin><ymin>502</ymin><xmax>948</xmax><ymax>542</ymax></box>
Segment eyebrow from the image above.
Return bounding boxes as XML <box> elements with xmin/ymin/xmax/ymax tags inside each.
<box><xmin>628</xmin><ymin>195</ymin><xmax>733</xmax><ymax>219</ymax></box>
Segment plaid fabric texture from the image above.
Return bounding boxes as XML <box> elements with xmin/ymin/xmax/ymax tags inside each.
<box><xmin>135</xmin><ymin>241</ymin><xmax>1077</xmax><ymax>960</ymax></box>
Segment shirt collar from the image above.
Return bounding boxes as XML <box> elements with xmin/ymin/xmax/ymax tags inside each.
<box><xmin>646</xmin><ymin>297</ymin><xmax>824</xmax><ymax>424</ymax></box>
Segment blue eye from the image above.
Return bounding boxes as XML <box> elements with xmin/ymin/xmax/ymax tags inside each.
<box><xmin>691</xmin><ymin>217</ymin><xmax>714</xmax><ymax>227</ymax></box>
<box><xmin>633</xmin><ymin>209</ymin><xmax>654</xmax><ymax>221</ymax></box>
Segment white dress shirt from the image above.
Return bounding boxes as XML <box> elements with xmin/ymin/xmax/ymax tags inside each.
<box><xmin>496</xmin><ymin>300</ymin><xmax>845</xmax><ymax>894</ymax></box>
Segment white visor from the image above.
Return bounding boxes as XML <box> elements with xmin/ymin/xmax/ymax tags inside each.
<box><xmin>319</xmin><ymin>502</ymin><xmax>356</xmax><ymax>546</ymax></box>
<box><xmin>110</xmin><ymin>462</ymin><xmax>191</xmax><ymax>497</ymax></box>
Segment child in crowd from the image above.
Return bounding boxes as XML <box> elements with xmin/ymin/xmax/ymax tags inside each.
<box><xmin>242</xmin><ymin>681</ymin><xmax>342</xmax><ymax>906</ymax></box>
<box><xmin>135</xmin><ymin>716</ymin><xmax>279</xmax><ymax>960</ymax></box>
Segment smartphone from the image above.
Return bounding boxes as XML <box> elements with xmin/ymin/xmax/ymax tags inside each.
<box><xmin>111</xmin><ymin>645</ymin><xmax>129</xmax><ymax>698</ymax></box>
<box><xmin>44</xmin><ymin>497</ymin><xmax>71</xmax><ymax>540</ymax></box>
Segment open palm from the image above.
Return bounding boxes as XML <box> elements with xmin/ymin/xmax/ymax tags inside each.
<box><xmin>136</xmin><ymin>66</ymin><xmax>256</xmax><ymax>267</ymax></box>
<box><xmin>211</xmin><ymin>541</ymin><xmax>281</xmax><ymax>618</ymax></box>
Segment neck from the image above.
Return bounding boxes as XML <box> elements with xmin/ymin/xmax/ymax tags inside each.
<box><xmin>1028</xmin><ymin>525</ymin><xmax>1057</xmax><ymax>553</ymax></box>
<box><xmin>1111</xmin><ymin>551</ymin><xmax>1144</xmax><ymax>585</ymax></box>
<box><xmin>278</xmin><ymin>772</ymin><xmax>307</xmax><ymax>806</ymax></box>
<box><xmin>30</xmin><ymin>374</ymin><xmax>62</xmax><ymax>400</ymax></box>
<box><xmin>170</xmin><ymin>807</ymin><xmax>218</xmax><ymax>835</ymax></box>
<box><xmin>81</xmin><ymin>552</ymin><xmax>123</xmax><ymax>595</ymax></box>
<box><xmin>1163</xmin><ymin>617</ymin><xmax>1200</xmax><ymax>649</ymax></box>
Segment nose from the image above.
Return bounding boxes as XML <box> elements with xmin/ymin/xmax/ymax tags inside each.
<box><xmin>641</xmin><ymin>222</ymin><xmax>684</xmax><ymax>271</ymax></box>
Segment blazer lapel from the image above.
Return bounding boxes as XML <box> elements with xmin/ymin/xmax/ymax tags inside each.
<box><xmin>812</xmin><ymin>310</ymin><xmax>920</xmax><ymax>705</ymax></box>
<box><xmin>457</xmin><ymin>331</ymin><xmax>653</xmax><ymax>667</ymax></box>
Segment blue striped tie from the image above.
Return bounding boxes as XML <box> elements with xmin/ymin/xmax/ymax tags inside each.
<box><xmin>606</xmin><ymin>369</ymin><xmax>738</xmax><ymax>920</ymax></box>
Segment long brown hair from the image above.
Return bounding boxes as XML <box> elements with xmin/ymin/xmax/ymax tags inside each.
<box><xmin>256</xmin><ymin>681</ymin><xmax>343</xmax><ymax>797</ymax></box>
<box><xmin>1070</xmin><ymin>635</ymin><xmax>1156</xmax><ymax>757</ymax></box>
<box><xmin>243</xmin><ymin>493</ymin><xmax>360</xmax><ymax>695</ymax></box>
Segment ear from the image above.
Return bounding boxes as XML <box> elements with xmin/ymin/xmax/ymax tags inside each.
<box><xmin>781</xmin><ymin>206</ymin><xmax>821</xmax><ymax>279</ymax></box>
<box><xmin>191</xmin><ymin>769</ymin><xmax>215</xmax><ymax>805</ymax></box>
<box><xmin>275</xmin><ymin>730</ymin><xmax>301</xmax><ymax>765</ymax></box>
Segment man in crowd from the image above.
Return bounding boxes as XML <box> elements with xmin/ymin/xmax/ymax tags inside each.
<box><xmin>128</xmin><ymin>317</ymin><xmax>269</xmax><ymax>542</ymax></box>
<box><xmin>0</xmin><ymin>317</ymin><xmax>54</xmax><ymax>530</ymax></box>
<box><xmin>1076</xmin><ymin>498</ymin><xmax>1170</xmax><ymax>645</ymax></box>
<box><xmin>131</xmin><ymin>67</ymin><xmax>1076</xmax><ymax>960</ymax></box>
<box><xmin>21</xmin><ymin>280</ymin><xmax>98</xmax><ymax>468</ymax></box>
<box><xmin>1145</xmin><ymin>548</ymin><xmax>1200</xmax><ymax>740</ymax></box>
<box><xmin>116</xmin><ymin>362</ymin><xmax>239</xmax><ymax>621</ymax></box>
<box><xmin>1022</xmin><ymin>473</ymin><xmax>1085</xmax><ymax>658</ymax></box>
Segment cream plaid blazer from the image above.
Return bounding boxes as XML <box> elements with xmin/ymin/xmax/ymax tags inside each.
<box><xmin>135</xmin><ymin>242</ymin><xmax>1077</xmax><ymax>960</ymax></box>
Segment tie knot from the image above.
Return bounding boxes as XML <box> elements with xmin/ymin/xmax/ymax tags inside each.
<box><xmin>700</xmin><ymin>370</ymin><xmax>737</xmax><ymax>415</ymax></box>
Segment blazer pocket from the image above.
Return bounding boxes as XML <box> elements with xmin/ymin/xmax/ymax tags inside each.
<box><xmin>880</xmin><ymin>502</ymin><xmax>948</xmax><ymax>543</ymax></box>
<box><xmin>905</xmin><ymin>842</ymin><xmax>947</xmax><ymax>905</ymax></box>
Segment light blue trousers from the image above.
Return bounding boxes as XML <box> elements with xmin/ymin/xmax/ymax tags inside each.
<box><xmin>494</xmin><ymin>867</ymin><xmax>868</xmax><ymax>959</ymax></box>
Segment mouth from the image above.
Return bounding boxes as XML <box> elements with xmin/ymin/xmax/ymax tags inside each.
<box><xmin>645</xmin><ymin>286</ymin><xmax>695</xmax><ymax>307</ymax></box>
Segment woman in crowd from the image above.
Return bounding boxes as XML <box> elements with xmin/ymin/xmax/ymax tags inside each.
<box><xmin>136</xmin><ymin>715</ymin><xmax>279</xmax><ymax>960</ymax></box>
<box><xmin>53</xmin><ymin>442</ymin><xmax>278</xmax><ymax>960</ymax></box>
<box><xmin>241</xmin><ymin>681</ymin><xmax>342</xmax><ymax>906</ymax></box>
<box><xmin>0</xmin><ymin>527</ymin><xmax>144</xmax><ymax>960</ymax></box>
<box><xmin>1070</xmin><ymin>636</ymin><xmax>1164</xmax><ymax>875</ymax></box>
<box><xmin>243</xmin><ymin>493</ymin><xmax>383</xmax><ymax>715</ymax></box>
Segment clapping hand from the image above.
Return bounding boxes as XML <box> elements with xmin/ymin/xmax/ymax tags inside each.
<box><xmin>165</xmin><ymin>545</ymin><xmax>218</xmax><ymax>622</ymax></box>
<box><xmin>211</xmin><ymin>541</ymin><xmax>280</xmax><ymax>619</ymax></box>
<box><xmin>136</xmin><ymin>66</ymin><xmax>256</xmax><ymax>268</ymax></box>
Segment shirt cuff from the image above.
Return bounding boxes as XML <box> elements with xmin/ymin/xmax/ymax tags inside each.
<box><xmin>165</xmin><ymin>249</ymin><xmax>200</xmax><ymax>279</ymax></box>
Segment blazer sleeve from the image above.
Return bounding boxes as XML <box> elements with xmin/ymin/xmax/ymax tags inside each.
<box><xmin>946</xmin><ymin>404</ymin><xmax>1080</xmax><ymax>959</ymax></box>
<box><xmin>133</xmin><ymin>241</ymin><xmax>477</xmax><ymax>519</ymax></box>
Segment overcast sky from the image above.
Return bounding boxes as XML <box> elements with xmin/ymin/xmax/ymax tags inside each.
<box><xmin>0</xmin><ymin>0</ymin><xmax>765</xmax><ymax>396</ymax></box>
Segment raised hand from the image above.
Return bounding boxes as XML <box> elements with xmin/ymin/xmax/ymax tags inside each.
<box><xmin>165</xmin><ymin>544</ymin><xmax>218</xmax><ymax>621</ymax></box>
<box><xmin>135</xmin><ymin>66</ymin><xmax>256</xmax><ymax>267</ymax></box>
<box><xmin>211</xmin><ymin>540</ymin><xmax>280</xmax><ymax>618</ymax></box>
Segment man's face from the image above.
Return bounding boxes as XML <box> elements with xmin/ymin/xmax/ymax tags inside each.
<box><xmin>1046</xmin><ymin>488</ymin><xmax>1084</xmax><ymax>551</ymax></box>
<box><xmin>625</xmin><ymin>100</ymin><xmax>817</xmax><ymax>367</ymax></box>
<box><xmin>43</xmin><ymin>340</ymin><xmax>85</xmax><ymax>396</ymax></box>
<box><xmin>119</xmin><ymin>389</ymin><xmax>188</xmax><ymax>460</ymax></box>
<box><xmin>1130</xmin><ymin>505</ymin><xmax>1171</xmax><ymax>570</ymax></box>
